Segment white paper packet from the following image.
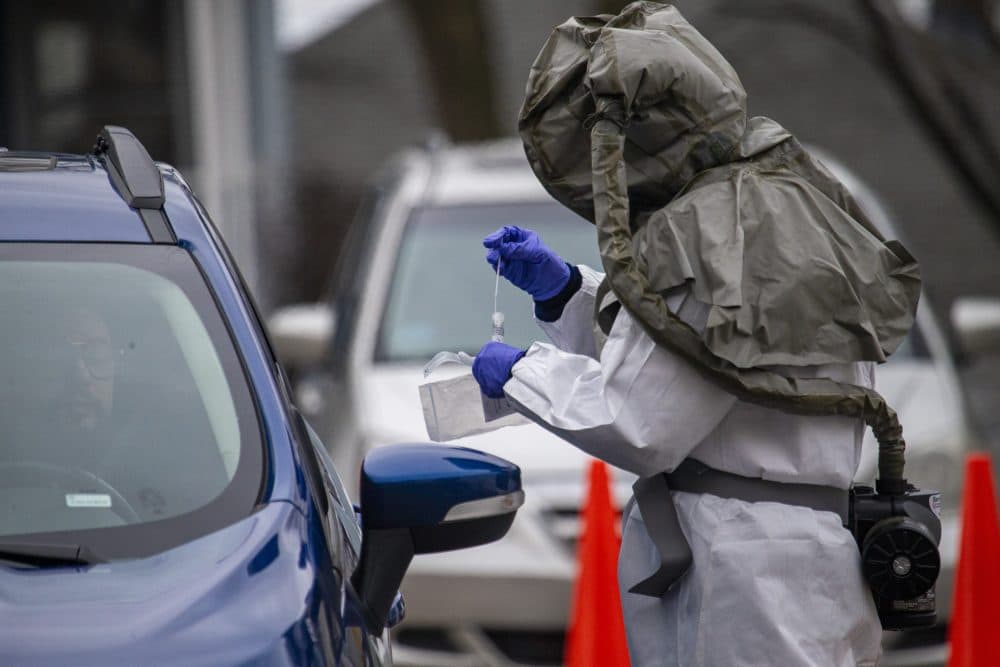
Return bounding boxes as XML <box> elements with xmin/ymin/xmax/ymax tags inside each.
<box><xmin>419</xmin><ymin>353</ymin><xmax>528</xmax><ymax>441</ymax></box>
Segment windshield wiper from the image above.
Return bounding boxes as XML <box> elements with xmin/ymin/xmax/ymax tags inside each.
<box><xmin>0</xmin><ymin>542</ymin><xmax>105</xmax><ymax>567</ymax></box>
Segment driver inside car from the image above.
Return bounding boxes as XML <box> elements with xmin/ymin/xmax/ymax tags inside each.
<box><xmin>12</xmin><ymin>302</ymin><xmax>229</xmax><ymax>524</ymax></box>
<box><xmin>49</xmin><ymin>306</ymin><xmax>117</xmax><ymax>459</ymax></box>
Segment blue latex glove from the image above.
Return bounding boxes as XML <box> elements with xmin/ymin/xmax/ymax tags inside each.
<box><xmin>472</xmin><ymin>341</ymin><xmax>526</xmax><ymax>399</ymax></box>
<box><xmin>483</xmin><ymin>226</ymin><xmax>570</xmax><ymax>301</ymax></box>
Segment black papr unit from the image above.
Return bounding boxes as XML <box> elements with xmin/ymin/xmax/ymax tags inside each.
<box><xmin>849</xmin><ymin>484</ymin><xmax>942</xmax><ymax>629</ymax></box>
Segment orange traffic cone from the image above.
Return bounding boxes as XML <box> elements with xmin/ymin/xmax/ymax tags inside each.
<box><xmin>564</xmin><ymin>459</ymin><xmax>631</xmax><ymax>667</ymax></box>
<box><xmin>947</xmin><ymin>453</ymin><xmax>1000</xmax><ymax>666</ymax></box>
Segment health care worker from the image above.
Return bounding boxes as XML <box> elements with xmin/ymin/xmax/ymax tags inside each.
<box><xmin>471</xmin><ymin>3</ymin><xmax>920</xmax><ymax>666</ymax></box>
<box><xmin>474</xmin><ymin>228</ymin><xmax>883</xmax><ymax>667</ymax></box>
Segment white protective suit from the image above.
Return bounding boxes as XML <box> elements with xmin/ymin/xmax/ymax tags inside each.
<box><xmin>504</xmin><ymin>265</ymin><xmax>883</xmax><ymax>667</ymax></box>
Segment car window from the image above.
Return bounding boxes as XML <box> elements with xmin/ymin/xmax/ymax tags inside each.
<box><xmin>377</xmin><ymin>202</ymin><xmax>602</xmax><ymax>362</ymax></box>
<box><xmin>0</xmin><ymin>243</ymin><xmax>262</xmax><ymax>554</ymax></box>
<box><xmin>888</xmin><ymin>322</ymin><xmax>930</xmax><ymax>361</ymax></box>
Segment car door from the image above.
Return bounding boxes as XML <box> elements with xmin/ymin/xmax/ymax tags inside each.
<box><xmin>302</xmin><ymin>417</ymin><xmax>392</xmax><ymax>666</ymax></box>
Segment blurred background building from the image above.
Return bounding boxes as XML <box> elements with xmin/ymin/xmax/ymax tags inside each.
<box><xmin>0</xmin><ymin>0</ymin><xmax>287</xmax><ymax>299</ymax></box>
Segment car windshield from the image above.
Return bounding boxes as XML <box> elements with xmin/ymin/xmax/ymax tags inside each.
<box><xmin>0</xmin><ymin>244</ymin><xmax>261</xmax><ymax>549</ymax></box>
<box><xmin>377</xmin><ymin>202</ymin><xmax>602</xmax><ymax>362</ymax></box>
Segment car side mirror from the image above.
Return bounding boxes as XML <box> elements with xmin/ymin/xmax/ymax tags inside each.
<box><xmin>350</xmin><ymin>444</ymin><xmax>523</xmax><ymax>634</ymax></box>
<box><xmin>951</xmin><ymin>297</ymin><xmax>1000</xmax><ymax>362</ymax></box>
<box><xmin>267</xmin><ymin>303</ymin><xmax>335</xmax><ymax>368</ymax></box>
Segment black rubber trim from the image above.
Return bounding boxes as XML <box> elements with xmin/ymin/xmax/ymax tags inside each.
<box><xmin>138</xmin><ymin>208</ymin><xmax>176</xmax><ymax>244</ymax></box>
<box><xmin>534</xmin><ymin>263</ymin><xmax>582</xmax><ymax>322</ymax></box>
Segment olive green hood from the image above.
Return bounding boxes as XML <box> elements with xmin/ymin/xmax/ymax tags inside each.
<box><xmin>518</xmin><ymin>2</ymin><xmax>921</xmax><ymax>487</ymax></box>
<box><xmin>520</xmin><ymin>2</ymin><xmax>749</xmax><ymax>224</ymax></box>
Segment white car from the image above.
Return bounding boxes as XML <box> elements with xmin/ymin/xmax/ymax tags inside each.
<box><xmin>272</xmin><ymin>139</ymin><xmax>974</xmax><ymax>667</ymax></box>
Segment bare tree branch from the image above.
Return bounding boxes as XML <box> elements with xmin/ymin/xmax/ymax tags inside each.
<box><xmin>858</xmin><ymin>0</ymin><xmax>1000</xmax><ymax>237</ymax></box>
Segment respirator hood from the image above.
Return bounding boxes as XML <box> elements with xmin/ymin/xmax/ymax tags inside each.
<box><xmin>519</xmin><ymin>2</ymin><xmax>753</xmax><ymax>224</ymax></box>
<box><xmin>517</xmin><ymin>2</ymin><xmax>922</xmax><ymax>488</ymax></box>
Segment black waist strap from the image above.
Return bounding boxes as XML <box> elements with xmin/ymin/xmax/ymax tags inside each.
<box><xmin>628</xmin><ymin>459</ymin><xmax>850</xmax><ymax>598</ymax></box>
<box><xmin>666</xmin><ymin>459</ymin><xmax>850</xmax><ymax>525</ymax></box>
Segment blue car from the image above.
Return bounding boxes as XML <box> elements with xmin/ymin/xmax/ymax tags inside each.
<box><xmin>0</xmin><ymin>127</ymin><xmax>523</xmax><ymax>666</ymax></box>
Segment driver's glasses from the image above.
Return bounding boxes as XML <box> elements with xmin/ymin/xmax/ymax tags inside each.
<box><xmin>30</xmin><ymin>337</ymin><xmax>119</xmax><ymax>381</ymax></box>
<box><xmin>64</xmin><ymin>338</ymin><xmax>116</xmax><ymax>380</ymax></box>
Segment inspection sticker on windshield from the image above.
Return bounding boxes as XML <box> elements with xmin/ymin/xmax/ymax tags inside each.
<box><xmin>65</xmin><ymin>494</ymin><xmax>112</xmax><ymax>509</ymax></box>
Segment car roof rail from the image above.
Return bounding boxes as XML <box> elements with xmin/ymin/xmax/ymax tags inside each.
<box><xmin>93</xmin><ymin>126</ymin><xmax>176</xmax><ymax>243</ymax></box>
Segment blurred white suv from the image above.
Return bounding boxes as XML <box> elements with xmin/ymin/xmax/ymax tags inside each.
<box><xmin>272</xmin><ymin>139</ymin><xmax>974</xmax><ymax>667</ymax></box>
